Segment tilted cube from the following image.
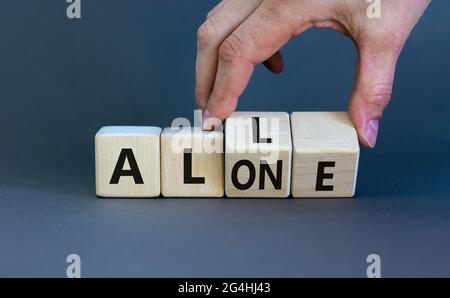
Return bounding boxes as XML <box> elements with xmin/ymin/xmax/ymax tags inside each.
<box><xmin>291</xmin><ymin>112</ymin><xmax>359</xmax><ymax>198</ymax></box>
<box><xmin>225</xmin><ymin>112</ymin><xmax>292</xmax><ymax>198</ymax></box>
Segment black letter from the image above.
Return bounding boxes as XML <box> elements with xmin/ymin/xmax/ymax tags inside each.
<box><xmin>252</xmin><ymin>117</ymin><xmax>272</xmax><ymax>144</ymax></box>
<box><xmin>259</xmin><ymin>160</ymin><xmax>283</xmax><ymax>190</ymax></box>
<box><xmin>183</xmin><ymin>148</ymin><xmax>205</xmax><ymax>184</ymax></box>
<box><xmin>316</xmin><ymin>161</ymin><xmax>335</xmax><ymax>191</ymax></box>
<box><xmin>231</xmin><ymin>160</ymin><xmax>256</xmax><ymax>190</ymax></box>
<box><xmin>110</xmin><ymin>148</ymin><xmax>144</xmax><ymax>184</ymax></box>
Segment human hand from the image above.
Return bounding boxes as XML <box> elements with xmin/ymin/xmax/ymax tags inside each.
<box><xmin>196</xmin><ymin>0</ymin><xmax>431</xmax><ymax>147</ymax></box>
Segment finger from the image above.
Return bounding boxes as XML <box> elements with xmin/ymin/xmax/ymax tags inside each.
<box><xmin>348</xmin><ymin>41</ymin><xmax>404</xmax><ymax>148</ymax></box>
<box><xmin>206</xmin><ymin>0</ymin><xmax>229</xmax><ymax>19</ymax></box>
<box><xmin>204</xmin><ymin>1</ymin><xmax>313</xmax><ymax>125</ymax></box>
<box><xmin>263</xmin><ymin>51</ymin><xmax>284</xmax><ymax>74</ymax></box>
<box><xmin>196</xmin><ymin>0</ymin><xmax>263</xmax><ymax>110</ymax></box>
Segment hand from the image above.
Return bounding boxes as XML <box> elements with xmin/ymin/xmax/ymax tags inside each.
<box><xmin>196</xmin><ymin>0</ymin><xmax>431</xmax><ymax>147</ymax></box>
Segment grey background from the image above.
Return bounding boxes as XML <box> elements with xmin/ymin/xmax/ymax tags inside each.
<box><xmin>0</xmin><ymin>1</ymin><xmax>449</xmax><ymax>277</ymax></box>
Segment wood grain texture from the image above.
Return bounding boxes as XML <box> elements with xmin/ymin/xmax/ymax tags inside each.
<box><xmin>95</xmin><ymin>126</ymin><xmax>161</xmax><ymax>198</ymax></box>
<box><xmin>290</xmin><ymin>112</ymin><xmax>359</xmax><ymax>198</ymax></box>
<box><xmin>225</xmin><ymin>112</ymin><xmax>292</xmax><ymax>198</ymax></box>
<box><xmin>161</xmin><ymin>128</ymin><xmax>224</xmax><ymax>197</ymax></box>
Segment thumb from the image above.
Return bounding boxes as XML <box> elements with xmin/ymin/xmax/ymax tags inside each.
<box><xmin>349</xmin><ymin>42</ymin><xmax>403</xmax><ymax>148</ymax></box>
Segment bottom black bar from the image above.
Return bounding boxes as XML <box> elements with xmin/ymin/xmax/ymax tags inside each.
<box><xmin>0</xmin><ymin>278</ymin><xmax>448</xmax><ymax>296</ymax></box>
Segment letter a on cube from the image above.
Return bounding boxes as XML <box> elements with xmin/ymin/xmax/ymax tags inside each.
<box><xmin>95</xmin><ymin>126</ymin><xmax>161</xmax><ymax>197</ymax></box>
<box><xmin>225</xmin><ymin>112</ymin><xmax>292</xmax><ymax>198</ymax></box>
<box><xmin>291</xmin><ymin>112</ymin><xmax>359</xmax><ymax>198</ymax></box>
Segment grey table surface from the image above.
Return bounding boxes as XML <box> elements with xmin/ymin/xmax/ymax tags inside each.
<box><xmin>0</xmin><ymin>1</ymin><xmax>449</xmax><ymax>277</ymax></box>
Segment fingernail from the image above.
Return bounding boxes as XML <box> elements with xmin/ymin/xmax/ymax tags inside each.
<box><xmin>363</xmin><ymin>119</ymin><xmax>379</xmax><ymax>148</ymax></box>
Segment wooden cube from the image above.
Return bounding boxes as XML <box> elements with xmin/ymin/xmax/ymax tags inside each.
<box><xmin>225</xmin><ymin>112</ymin><xmax>292</xmax><ymax>198</ymax></box>
<box><xmin>291</xmin><ymin>112</ymin><xmax>359</xmax><ymax>198</ymax></box>
<box><xmin>95</xmin><ymin>126</ymin><xmax>161</xmax><ymax>197</ymax></box>
<box><xmin>161</xmin><ymin>128</ymin><xmax>224</xmax><ymax>197</ymax></box>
